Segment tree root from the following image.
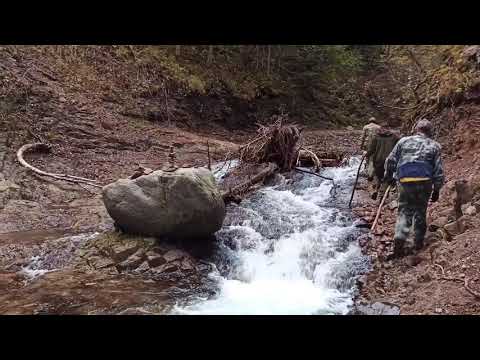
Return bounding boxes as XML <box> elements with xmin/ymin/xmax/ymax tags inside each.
<box><xmin>239</xmin><ymin>116</ymin><xmax>300</xmax><ymax>171</ymax></box>
<box><xmin>434</xmin><ymin>263</ymin><xmax>445</xmax><ymax>275</ymax></box>
<box><xmin>464</xmin><ymin>278</ymin><xmax>480</xmax><ymax>300</ymax></box>
<box><xmin>297</xmin><ymin>148</ymin><xmax>321</xmax><ymax>171</ymax></box>
<box><xmin>433</xmin><ymin>264</ymin><xmax>480</xmax><ymax>300</ymax></box>
<box><xmin>16</xmin><ymin>143</ymin><xmax>102</xmax><ymax>188</ymax></box>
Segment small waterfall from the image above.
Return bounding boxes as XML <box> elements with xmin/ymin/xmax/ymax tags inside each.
<box><xmin>176</xmin><ymin>158</ymin><xmax>370</xmax><ymax>315</ymax></box>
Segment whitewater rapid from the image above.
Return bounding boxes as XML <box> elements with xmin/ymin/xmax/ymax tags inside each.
<box><xmin>175</xmin><ymin>158</ymin><xmax>369</xmax><ymax>315</ymax></box>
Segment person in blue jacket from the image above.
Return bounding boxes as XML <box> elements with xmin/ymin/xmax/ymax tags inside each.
<box><xmin>384</xmin><ymin>119</ymin><xmax>445</xmax><ymax>258</ymax></box>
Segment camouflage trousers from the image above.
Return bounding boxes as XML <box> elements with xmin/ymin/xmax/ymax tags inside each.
<box><xmin>372</xmin><ymin>163</ymin><xmax>389</xmax><ymax>199</ymax></box>
<box><xmin>366</xmin><ymin>158</ymin><xmax>375</xmax><ymax>179</ymax></box>
<box><xmin>394</xmin><ymin>181</ymin><xmax>433</xmax><ymax>250</ymax></box>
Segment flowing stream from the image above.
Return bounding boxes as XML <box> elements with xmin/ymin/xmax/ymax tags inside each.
<box><xmin>175</xmin><ymin>158</ymin><xmax>370</xmax><ymax>315</ymax></box>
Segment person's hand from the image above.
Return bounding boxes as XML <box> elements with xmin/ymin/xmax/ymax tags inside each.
<box><xmin>384</xmin><ymin>174</ymin><xmax>395</xmax><ymax>186</ymax></box>
<box><xmin>431</xmin><ymin>189</ymin><xmax>440</xmax><ymax>203</ymax></box>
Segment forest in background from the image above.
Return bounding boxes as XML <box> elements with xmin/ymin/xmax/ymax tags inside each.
<box><xmin>1</xmin><ymin>45</ymin><xmax>380</xmax><ymax>133</ymax></box>
<box><xmin>2</xmin><ymin>45</ymin><xmax>478</xmax><ymax>136</ymax></box>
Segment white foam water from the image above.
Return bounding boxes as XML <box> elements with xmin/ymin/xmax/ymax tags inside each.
<box><xmin>175</xmin><ymin>157</ymin><xmax>368</xmax><ymax>315</ymax></box>
<box><xmin>212</xmin><ymin>159</ymin><xmax>239</xmax><ymax>181</ymax></box>
<box><xmin>20</xmin><ymin>232</ymin><xmax>100</xmax><ymax>280</ymax></box>
<box><xmin>20</xmin><ymin>255</ymin><xmax>55</xmax><ymax>279</ymax></box>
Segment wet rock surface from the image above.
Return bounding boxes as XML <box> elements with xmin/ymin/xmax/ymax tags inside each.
<box><xmin>102</xmin><ymin>167</ymin><xmax>226</xmax><ymax>240</ymax></box>
<box><xmin>0</xmin><ymin>231</ymin><xmax>216</xmax><ymax>314</ymax></box>
<box><xmin>351</xmin><ymin>302</ymin><xmax>401</xmax><ymax>315</ymax></box>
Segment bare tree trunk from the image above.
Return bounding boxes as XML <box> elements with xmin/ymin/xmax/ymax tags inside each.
<box><xmin>206</xmin><ymin>141</ymin><xmax>211</xmax><ymax>170</ymax></box>
<box><xmin>406</xmin><ymin>46</ymin><xmax>425</xmax><ymax>74</ymax></box>
<box><xmin>260</xmin><ymin>46</ymin><xmax>265</xmax><ymax>68</ymax></box>
<box><xmin>175</xmin><ymin>45</ymin><xmax>181</xmax><ymax>56</ymax></box>
<box><xmin>276</xmin><ymin>45</ymin><xmax>282</xmax><ymax>70</ymax></box>
<box><xmin>255</xmin><ymin>45</ymin><xmax>260</xmax><ymax>70</ymax></box>
<box><xmin>384</xmin><ymin>45</ymin><xmax>391</xmax><ymax>59</ymax></box>
<box><xmin>69</xmin><ymin>46</ymin><xmax>76</xmax><ymax>62</ymax></box>
<box><xmin>163</xmin><ymin>82</ymin><xmax>171</xmax><ymax>127</ymax></box>
<box><xmin>207</xmin><ymin>45</ymin><xmax>213</xmax><ymax>64</ymax></box>
<box><xmin>267</xmin><ymin>45</ymin><xmax>271</xmax><ymax>76</ymax></box>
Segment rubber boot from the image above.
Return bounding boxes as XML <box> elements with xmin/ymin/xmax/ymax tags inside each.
<box><xmin>414</xmin><ymin>239</ymin><xmax>424</xmax><ymax>251</ymax></box>
<box><xmin>392</xmin><ymin>238</ymin><xmax>405</xmax><ymax>259</ymax></box>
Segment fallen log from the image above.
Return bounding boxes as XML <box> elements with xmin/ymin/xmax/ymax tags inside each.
<box><xmin>222</xmin><ymin>162</ymin><xmax>278</xmax><ymax>203</ymax></box>
<box><xmin>17</xmin><ymin>143</ymin><xmax>102</xmax><ymax>188</ymax></box>
<box><xmin>318</xmin><ymin>158</ymin><xmax>341</xmax><ymax>167</ymax></box>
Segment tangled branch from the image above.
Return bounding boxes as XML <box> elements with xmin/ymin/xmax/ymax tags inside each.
<box><xmin>239</xmin><ymin>115</ymin><xmax>301</xmax><ymax>171</ymax></box>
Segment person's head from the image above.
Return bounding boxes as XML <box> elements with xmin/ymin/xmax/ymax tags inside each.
<box><xmin>378</xmin><ymin>122</ymin><xmax>392</xmax><ymax>134</ymax></box>
<box><xmin>415</xmin><ymin>119</ymin><xmax>433</xmax><ymax>137</ymax></box>
<box><xmin>369</xmin><ymin>117</ymin><xmax>377</xmax><ymax>124</ymax></box>
<box><xmin>380</xmin><ymin>121</ymin><xmax>389</xmax><ymax>128</ymax></box>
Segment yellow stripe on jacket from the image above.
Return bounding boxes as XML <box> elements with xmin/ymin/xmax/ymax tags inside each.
<box><xmin>399</xmin><ymin>177</ymin><xmax>431</xmax><ymax>183</ymax></box>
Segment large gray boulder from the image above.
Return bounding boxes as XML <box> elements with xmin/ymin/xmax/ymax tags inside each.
<box><xmin>102</xmin><ymin>167</ymin><xmax>225</xmax><ymax>240</ymax></box>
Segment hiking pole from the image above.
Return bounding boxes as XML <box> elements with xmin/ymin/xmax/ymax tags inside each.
<box><xmin>348</xmin><ymin>153</ymin><xmax>366</xmax><ymax>208</ymax></box>
<box><xmin>371</xmin><ymin>185</ymin><xmax>392</xmax><ymax>232</ymax></box>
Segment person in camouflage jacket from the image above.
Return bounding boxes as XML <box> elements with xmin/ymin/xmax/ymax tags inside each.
<box><xmin>366</xmin><ymin>124</ymin><xmax>399</xmax><ymax>201</ymax></box>
<box><xmin>384</xmin><ymin>119</ymin><xmax>445</xmax><ymax>258</ymax></box>
<box><xmin>360</xmin><ymin>117</ymin><xmax>381</xmax><ymax>179</ymax></box>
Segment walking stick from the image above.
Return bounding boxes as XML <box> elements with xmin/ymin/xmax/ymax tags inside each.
<box><xmin>348</xmin><ymin>154</ymin><xmax>366</xmax><ymax>208</ymax></box>
<box><xmin>371</xmin><ymin>185</ymin><xmax>392</xmax><ymax>231</ymax></box>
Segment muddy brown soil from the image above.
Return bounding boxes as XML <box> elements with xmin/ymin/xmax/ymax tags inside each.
<box><xmin>0</xmin><ymin>48</ymin><xmax>246</xmax><ymax>314</ymax></box>
<box><xmin>0</xmin><ymin>111</ymin><xmax>241</xmax><ymax>314</ymax></box>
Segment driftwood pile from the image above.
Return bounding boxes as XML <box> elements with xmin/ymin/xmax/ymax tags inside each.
<box><xmin>220</xmin><ymin>115</ymin><xmax>334</xmax><ymax>203</ymax></box>
<box><xmin>239</xmin><ymin>117</ymin><xmax>301</xmax><ymax>171</ymax></box>
<box><xmin>238</xmin><ymin>116</ymin><xmax>324</xmax><ymax>172</ymax></box>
